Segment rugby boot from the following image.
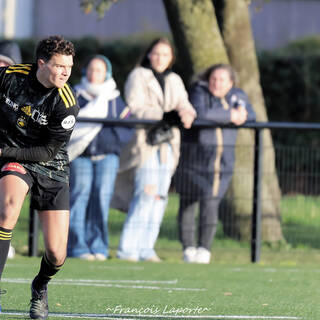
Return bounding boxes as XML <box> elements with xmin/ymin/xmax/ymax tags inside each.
<box><xmin>30</xmin><ymin>280</ymin><xmax>48</xmax><ymax>319</ymax></box>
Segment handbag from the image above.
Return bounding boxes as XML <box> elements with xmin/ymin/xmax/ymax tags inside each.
<box><xmin>146</xmin><ymin>121</ymin><xmax>174</xmax><ymax>146</ymax></box>
<box><xmin>146</xmin><ymin>110</ymin><xmax>183</xmax><ymax>146</ymax></box>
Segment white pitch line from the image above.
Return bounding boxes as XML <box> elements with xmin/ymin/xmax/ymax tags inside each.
<box><xmin>2</xmin><ymin>277</ymin><xmax>178</xmax><ymax>285</ymax></box>
<box><xmin>229</xmin><ymin>267</ymin><xmax>320</xmax><ymax>273</ymax></box>
<box><xmin>61</xmin><ymin>278</ymin><xmax>178</xmax><ymax>285</ymax></box>
<box><xmin>6</xmin><ymin>264</ymin><xmax>146</xmax><ymax>271</ymax></box>
<box><xmin>0</xmin><ymin>311</ymin><xmax>302</xmax><ymax>319</ymax></box>
<box><xmin>103</xmin><ymin>315</ymin><xmax>301</xmax><ymax>320</ymax></box>
<box><xmin>1</xmin><ymin>312</ymin><xmax>130</xmax><ymax>320</ymax></box>
<box><xmin>2</xmin><ymin>278</ymin><xmax>205</xmax><ymax>292</ymax></box>
<box><xmin>89</xmin><ymin>266</ymin><xmax>145</xmax><ymax>271</ymax></box>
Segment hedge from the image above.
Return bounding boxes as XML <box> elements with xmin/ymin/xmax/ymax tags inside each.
<box><xmin>13</xmin><ymin>35</ymin><xmax>320</xmax><ymax>150</ymax></box>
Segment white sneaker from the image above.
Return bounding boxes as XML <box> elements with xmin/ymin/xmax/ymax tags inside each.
<box><xmin>145</xmin><ymin>255</ymin><xmax>162</xmax><ymax>263</ymax></box>
<box><xmin>118</xmin><ymin>256</ymin><xmax>139</xmax><ymax>262</ymax></box>
<box><xmin>78</xmin><ymin>253</ymin><xmax>95</xmax><ymax>261</ymax></box>
<box><xmin>94</xmin><ymin>253</ymin><xmax>107</xmax><ymax>261</ymax></box>
<box><xmin>195</xmin><ymin>247</ymin><xmax>211</xmax><ymax>264</ymax></box>
<box><xmin>8</xmin><ymin>245</ymin><xmax>15</xmax><ymax>259</ymax></box>
<box><xmin>183</xmin><ymin>246</ymin><xmax>197</xmax><ymax>263</ymax></box>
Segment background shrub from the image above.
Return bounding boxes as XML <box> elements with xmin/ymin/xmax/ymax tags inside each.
<box><xmin>16</xmin><ymin>35</ymin><xmax>320</xmax><ymax>147</ymax></box>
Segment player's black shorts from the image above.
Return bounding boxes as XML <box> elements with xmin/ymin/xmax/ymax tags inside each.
<box><xmin>0</xmin><ymin>161</ymin><xmax>69</xmax><ymax>211</ymax></box>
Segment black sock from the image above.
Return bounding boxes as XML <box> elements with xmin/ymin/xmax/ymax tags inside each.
<box><xmin>32</xmin><ymin>253</ymin><xmax>64</xmax><ymax>292</ymax></box>
<box><xmin>0</xmin><ymin>227</ymin><xmax>13</xmax><ymax>280</ymax></box>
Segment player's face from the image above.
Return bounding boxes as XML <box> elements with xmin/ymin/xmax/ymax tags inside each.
<box><xmin>86</xmin><ymin>58</ymin><xmax>107</xmax><ymax>84</ymax></box>
<box><xmin>37</xmin><ymin>54</ymin><xmax>73</xmax><ymax>89</ymax></box>
<box><xmin>148</xmin><ymin>42</ymin><xmax>173</xmax><ymax>73</ymax></box>
<box><xmin>208</xmin><ymin>68</ymin><xmax>233</xmax><ymax>98</ymax></box>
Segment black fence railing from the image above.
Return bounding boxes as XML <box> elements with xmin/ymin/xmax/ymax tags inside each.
<box><xmin>28</xmin><ymin>118</ymin><xmax>320</xmax><ymax>262</ymax></box>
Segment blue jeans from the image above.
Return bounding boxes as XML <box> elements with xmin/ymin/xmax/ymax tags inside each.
<box><xmin>117</xmin><ymin>145</ymin><xmax>174</xmax><ymax>260</ymax></box>
<box><xmin>68</xmin><ymin>154</ymin><xmax>119</xmax><ymax>257</ymax></box>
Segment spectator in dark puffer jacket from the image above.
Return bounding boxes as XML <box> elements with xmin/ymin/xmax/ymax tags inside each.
<box><xmin>176</xmin><ymin>64</ymin><xmax>256</xmax><ymax>264</ymax></box>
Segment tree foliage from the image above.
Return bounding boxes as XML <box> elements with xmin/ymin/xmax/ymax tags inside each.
<box><xmin>80</xmin><ymin>0</ymin><xmax>120</xmax><ymax>18</ymax></box>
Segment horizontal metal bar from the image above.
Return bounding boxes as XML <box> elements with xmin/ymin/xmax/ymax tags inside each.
<box><xmin>77</xmin><ymin>117</ymin><xmax>320</xmax><ymax>130</ymax></box>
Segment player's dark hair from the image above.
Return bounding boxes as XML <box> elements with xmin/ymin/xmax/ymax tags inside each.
<box><xmin>35</xmin><ymin>35</ymin><xmax>75</xmax><ymax>62</ymax></box>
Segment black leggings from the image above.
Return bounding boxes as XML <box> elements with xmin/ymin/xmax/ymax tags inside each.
<box><xmin>178</xmin><ymin>197</ymin><xmax>220</xmax><ymax>250</ymax></box>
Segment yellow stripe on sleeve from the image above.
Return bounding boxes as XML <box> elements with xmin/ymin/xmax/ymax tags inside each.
<box><xmin>5</xmin><ymin>70</ymin><xmax>30</xmax><ymax>75</ymax></box>
<box><xmin>61</xmin><ymin>87</ymin><xmax>74</xmax><ymax>107</ymax></box>
<box><xmin>58</xmin><ymin>88</ymin><xmax>70</xmax><ymax>108</ymax></box>
<box><xmin>6</xmin><ymin>64</ymin><xmax>32</xmax><ymax>75</ymax></box>
<box><xmin>13</xmin><ymin>64</ymin><xmax>32</xmax><ymax>67</ymax></box>
<box><xmin>7</xmin><ymin>65</ymin><xmax>31</xmax><ymax>70</ymax></box>
<box><xmin>64</xmin><ymin>84</ymin><xmax>76</xmax><ymax>106</ymax></box>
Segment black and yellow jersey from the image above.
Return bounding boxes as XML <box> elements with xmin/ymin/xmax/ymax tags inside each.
<box><xmin>0</xmin><ymin>63</ymin><xmax>79</xmax><ymax>183</ymax></box>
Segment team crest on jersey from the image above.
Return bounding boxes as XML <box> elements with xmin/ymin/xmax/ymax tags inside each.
<box><xmin>17</xmin><ymin>116</ymin><xmax>27</xmax><ymax>128</ymax></box>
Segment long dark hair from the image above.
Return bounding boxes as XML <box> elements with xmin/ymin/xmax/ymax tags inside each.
<box><xmin>140</xmin><ymin>37</ymin><xmax>175</xmax><ymax>69</ymax></box>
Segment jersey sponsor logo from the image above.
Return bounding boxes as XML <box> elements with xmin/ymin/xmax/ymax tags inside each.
<box><xmin>3</xmin><ymin>94</ymin><xmax>19</xmax><ymax>111</ymax></box>
<box><xmin>20</xmin><ymin>106</ymin><xmax>48</xmax><ymax>126</ymax></box>
<box><xmin>61</xmin><ymin>115</ymin><xmax>76</xmax><ymax>130</ymax></box>
<box><xmin>30</xmin><ymin>109</ymin><xmax>48</xmax><ymax>125</ymax></box>
<box><xmin>3</xmin><ymin>97</ymin><xmax>48</xmax><ymax>126</ymax></box>
<box><xmin>1</xmin><ymin>162</ymin><xmax>27</xmax><ymax>174</ymax></box>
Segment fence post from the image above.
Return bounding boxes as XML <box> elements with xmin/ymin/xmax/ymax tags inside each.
<box><xmin>251</xmin><ymin>128</ymin><xmax>263</xmax><ymax>263</ymax></box>
<box><xmin>28</xmin><ymin>204</ymin><xmax>39</xmax><ymax>257</ymax></box>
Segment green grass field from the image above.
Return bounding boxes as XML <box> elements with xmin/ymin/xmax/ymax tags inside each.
<box><xmin>3</xmin><ymin>194</ymin><xmax>320</xmax><ymax>319</ymax></box>
<box><xmin>2</xmin><ymin>257</ymin><xmax>319</xmax><ymax>319</ymax></box>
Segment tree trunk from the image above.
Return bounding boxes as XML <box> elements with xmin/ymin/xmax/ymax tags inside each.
<box><xmin>214</xmin><ymin>0</ymin><xmax>283</xmax><ymax>242</ymax></box>
<box><xmin>163</xmin><ymin>0</ymin><xmax>283</xmax><ymax>242</ymax></box>
<box><xmin>162</xmin><ymin>0</ymin><xmax>228</xmax><ymax>82</ymax></box>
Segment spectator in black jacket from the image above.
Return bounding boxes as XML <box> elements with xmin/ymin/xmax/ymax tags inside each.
<box><xmin>67</xmin><ymin>55</ymin><xmax>133</xmax><ymax>261</ymax></box>
<box><xmin>176</xmin><ymin>64</ymin><xmax>256</xmax><ymax>264</ymax></box>
<box><xmin>0</xmin><ymin>40</ymin><xmax>22</xmax><ymax>260</ymax></box>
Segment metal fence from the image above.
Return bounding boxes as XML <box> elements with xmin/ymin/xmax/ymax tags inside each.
<box><xmin>28</xmin><ymin>118</ymin><xmax>320</xmax><ymax>262</ymax></box>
